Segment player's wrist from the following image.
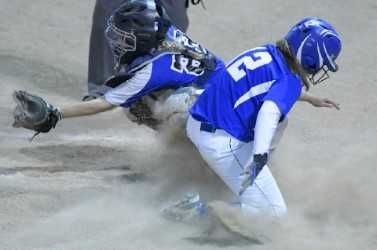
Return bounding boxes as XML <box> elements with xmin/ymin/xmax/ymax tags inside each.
<box><xmin>253</xmin><ymin>153</ymin><xmax>268</xmax><ymax>170</ymax></box>
<box><xmin>53</xmin><ymin>107</ymin><xmax>63</xmax><ymax>121</ymax></box>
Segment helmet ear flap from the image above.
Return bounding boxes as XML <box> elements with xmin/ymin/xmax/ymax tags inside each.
<box><xmin>301</xmin><ymin>55</ymin><xmax>317</xmax><ymax>74</ymax></box>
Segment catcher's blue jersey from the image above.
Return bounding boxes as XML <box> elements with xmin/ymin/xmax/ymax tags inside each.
<box><xmin>190</xmin><ymin>44</ymin><xmax>302</xmax><ymax>142</ymax></box>
<box><xmin>104</xmin><ymin>26</ymin><xmax>224</xmax><ymax>107</ymax></box>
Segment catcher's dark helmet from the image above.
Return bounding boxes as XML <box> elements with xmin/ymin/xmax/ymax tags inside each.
<box><xmin>105</xmin><ymin>0</ymin><xmax>170</xmax><ymax>66</ymax></box>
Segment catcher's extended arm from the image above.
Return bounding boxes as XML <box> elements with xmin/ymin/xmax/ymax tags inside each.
<box><xmin>12</xmin><ymin>90</ymin><xmax>62</xmax><ymax>139</ymax></box>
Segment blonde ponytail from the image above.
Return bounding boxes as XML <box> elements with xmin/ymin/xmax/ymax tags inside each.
<box><xmin>276</xmin><ymin>39</ymin><xmax>311</xmax><ymax>91</ymax></box>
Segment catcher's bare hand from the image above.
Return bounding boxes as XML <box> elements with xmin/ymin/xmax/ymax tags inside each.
<box><xmin>12</xmin><ymin>90</ymin><xmax>62</xmax><ymax>135</ymax></box>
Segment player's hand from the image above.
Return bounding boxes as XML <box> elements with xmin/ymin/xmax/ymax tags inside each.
<box><xmin>308</xmin><ymin>97</ymin><xmax>340</xmax><ymax>110</ymax></box>
<box><xmin>12</xmin><ymin>90</ymin><xmax>62</xmax><ymax>141</ymax></box>
<box><xmin>239</xmin><ymin>153</ymin><xmax>268</xmax><ymax>196</ymax></box>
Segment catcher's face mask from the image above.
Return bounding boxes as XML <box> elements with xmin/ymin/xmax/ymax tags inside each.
<box><xmin>105</xmin><ymin>16</ymin><xmax>137</xmax><ymax>67</ymax></box>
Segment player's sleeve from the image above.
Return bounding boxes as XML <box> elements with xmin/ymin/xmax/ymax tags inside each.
<box><xmin>103</xmin><ymin>63</ymin><xmax>153</xmax><ymax>107</ymax></box>
<box><xmin>262</xmin><ymin>75</ymin><xmax>302</xmax><ymax>116</ymax></box>
<box><xmin>253</xmin><ymin>101</ymin><xmax>281</xmax><ymax>154</ymax></box>
<box><xmin>252</xmin><ymin>75</ymin><xmax>301</xmax><ymax>154</ymax></box>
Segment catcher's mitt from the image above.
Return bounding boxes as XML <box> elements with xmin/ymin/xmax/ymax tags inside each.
<box><xmin>129</xmin><ymin>98</ymin><xmax>161</xmax><ymax>130</ymax></box>
<box><xmin>12</xmin><ymin>90</ymin><xmax>62</xmax><ymax>138</ymax></box>
<box><xmin>127</xmin><ymin>87</ymin><xmax>200</xmax><ymax>130</ymax></box>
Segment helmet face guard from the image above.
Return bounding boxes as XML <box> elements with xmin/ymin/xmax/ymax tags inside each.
<box><xmin>105</xmin><ymin>16</ymin><xmax>137</xmax><ymax>67</ymax></box>
<box><xmin>308</xmin><ymin>65</ymin><xmax>330</xmax><ymax>85</ymax></box>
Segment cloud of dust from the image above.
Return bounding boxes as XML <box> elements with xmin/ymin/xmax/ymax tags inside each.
<box><xmin>150</xmin><ymin>120</ymin><xmax>377</xmax><ymax>250</ymax></box>
<box><xmin>3</xmin><ymin>112</ymin><xmax>375</xmax><ymax>250</ymax></box>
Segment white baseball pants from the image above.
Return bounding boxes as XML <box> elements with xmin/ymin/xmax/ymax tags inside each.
<box><xmin>186</xmin><ymin>115</ymin><xmax>287</xmax><ymax>217</ymax></box>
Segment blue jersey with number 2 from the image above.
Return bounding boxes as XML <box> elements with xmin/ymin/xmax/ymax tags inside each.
<box><xmin>190</xmin><ymin>44</ymin><xmax>302</xmax><ymax>142</ymax></box>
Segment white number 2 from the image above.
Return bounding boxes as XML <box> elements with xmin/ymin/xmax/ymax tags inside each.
<box><xmin>227</xmin><ymin>51</ymin><xmax>272</xmax><ymax>82</ymax></box>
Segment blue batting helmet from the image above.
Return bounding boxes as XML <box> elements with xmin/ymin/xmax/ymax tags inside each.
<box><xmin>285</xmin><ymin>17</ymin><xmax>341</xmax><ymax>76</ymax></box>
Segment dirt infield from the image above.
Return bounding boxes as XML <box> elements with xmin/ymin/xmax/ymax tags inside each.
<box><xmin>0</xmin><ymin>0</ymin><xmax>376</xmax><ymax>249</ymax></box>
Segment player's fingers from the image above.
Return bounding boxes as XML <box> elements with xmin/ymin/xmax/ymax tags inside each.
<box><xmin>318</xmin><ymin>102</ymin><xmax>333</xmax><ymax>108</ymax></box>
<box><xmin>323</xmin><ymin>99</ymin><xmax>341</xmax><ymax>110</ymax></box>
